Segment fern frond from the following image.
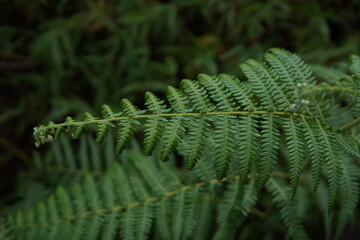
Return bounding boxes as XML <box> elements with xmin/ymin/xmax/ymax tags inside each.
<box><xmin>240</xmin><ymin>61</ymin><xmax>276</xmax><ymax>110</ymax></box>
<box><xmin>96</xmin><ymin>105</ymin><xmax>116</xmax><ymax>144</ymax></box>
<box><xmin>143</xmin><ymin>92</ymin><xmax>169</xmax><ymax>155</ymax></box>
<box><xmin>301</xmin><ymin>118</ymin><xmax>325</xmax><ymax>193</ymax></box>
<box><xmin>257</xmin><ymin>115</ymin><xmax>280</xmax><ymax>189</ymax></box>
<box><xmin>284</xmin><ymin>116</ymin><xmax>305</xmax><ymax>195</ymax></box>
<box><xmin>213</xmin><ymin>178</ymin><xmax>257</xmax><ymax>240</ymax></box>
<box><xmin>316</xmin><ymin>121</ymin><xmax>343</xmax><ymax>211</ymax></box>
<box><xmin>214</xmin><ymin>115</ymin><xmax>237</xmax><ymax>180</ymax></box>
<box><xmin>237</xmin><ymin>114</ymin><xmax>259</xmax><ymax>184</ymax></box>
<box><xmin>32</xmin><ymin>49</ymin><xmax>358</xmax><ymax>209</ymax></box>
<box><xmin>335</xmin><ymin>158</ymin><xmax>360</xmax><ymax>239</ymax></box>
<box><xmin>335</xmin><ymin>133</ymin><xmax>360</xmax><ymax>157</ymax></box>
<box><xmin>183</xmin><ymin>116</ymin><xmax>211</xmax><ymax>170</ymax></box>
<box><xmin>198</xmin><ymin>73</ymin><xmax>236</xmax><ymax>111</ymax></box>
<box><xmin>219</xmin><ymin>74</ymin><xmax>257</xmax><ymax>111</ymax></box>
<box><xmin>267</xmin><ymin>178</ymin><xmax>309</xmax><ymax>240</ymax></box>
<box><xmin>116</xmin><ymin>99</ymin><xmax>144</xmax><ymax>153</ymax></box>
<box><xmin>246</xmin><ymin>59</ymin><xmax>292</xmax><ymax>111</ymax></box>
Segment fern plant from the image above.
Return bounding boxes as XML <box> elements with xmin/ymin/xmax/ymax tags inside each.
<box><xmin>3</xmin><ymin>48</ymin><xmax>360</xmax><ymax>239</ymax></box>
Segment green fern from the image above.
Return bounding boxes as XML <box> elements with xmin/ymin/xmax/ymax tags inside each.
<box><xmin>1</xmin><ymin>147</ymin><xmax>295</xmax><ymax>240</ymax></box>
<box><xmin>19</xmin><ymin>49</ymin><xmax>360</xmax><ymax>239</ymax></box>
<box><xmin>33</xmin><ymin>49</ymin><xmax>360</xmax><ymax>205</ymax></box>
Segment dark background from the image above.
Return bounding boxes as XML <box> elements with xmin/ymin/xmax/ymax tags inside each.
<box><xmin>1</xmin><ymin>0</ymin><xmax>360</xmax><ymax>238</ymax></box>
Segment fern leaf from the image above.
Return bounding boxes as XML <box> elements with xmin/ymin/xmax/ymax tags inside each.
<box><xmin>263</xmin><ymin>51</ymin><xmax>297</xmax><ymax>90</ymax></box>
<box><xmin>56</xmin><ymin>186</ymin><xmax>74</xmax><ymax>240</ymax></box>
<box><xmin>335</xmin><ymin>133</ymin><xmax>360</xmax><ymax>157</ymax></box>
<box><xmin>46</xmin><ymin>195</ymin><xmax>59</xmax><ymax>240</ymax></box>
<box><xmin>160</xmin><ymin>117</ymin><xmax>186</xmax><ymax>162</ymax></box>
<box><xmin>219</xmin><ymin>74</ymin><xmax>257</xmax><ymax>111</ymax></box>
<box><xmin>213</xmin><ymin>179</ymin><xmax>257</xmax><ymax>240</ymax></box>
<box><xmin>284</xmin><ymin>116</ymin><xmax>305</xmax><ymax>195</ymax></box>
<box><xmin>267</xmin><ymin>48</ymin><xmax>315</xmax><ymax>85</ymax></box>
<box><xmin>257</xmin><ymin>115</ymin><xmax>280</xmax><ymax>189</ymax></box>
<box><xmin>184</xmin><ymin>116</ymin><xmax>211</xmax><ymax>170</ymax></box>
<box><xmin>70</xmin><ymin>183</ymin><xmax>86</xmax><ymax>240</ymax></box>
<box><xmin>82</xmin><ymin>175</ymin><xmax>103</xmax><ymax>240</ymax></box>
<box><xmin>335</xmin><ymin>159</ymin><xmax>360</xmax><ymax>239</ymax></box>
<box><xmin>198</xmin><ymin>73</ymin><xmax>235</xmax><ymax>111</ymax></box>
<box><xmin>171</xmin><ymin>190</ymin><xmax>186</xmax><ymax>240</ymax></box>
<box><xmin>131</xmin><ymin>177</ymin><xmax>153</xmax><ymax>240</ymax></box>
<box><xmin>301</xmin><ymin>118</ymin><xmax>325</xmax><ymax>193</ymax></box>
<box><xmin>190</xmin><ymin>195</ymin><xmax>215</xmax><ymax>240</ymax></box>
<box><xmin>267</xmin><ymin>178</ymin><xmax>309</xmax><ymax>240</ymax></box>
<box><xmin>127</xmin><ymin>150</ymin><xmax>169</xmax><ymax>195</ymax></box>
<box><xmin>181</xmin><ymin>186</ymin><xmax>201</xmax><ymax>240</ymax></box>
<box><xmin>180</xmin><ymin>79</ymin><xmax>213</xmax><ymax>112</ymax></box>
<box><xmin>100</xmin><ymin>175</ymin><xmax>117</xmax><ymax>240</ymax></box>
<box><xmin>95</xmin><ymin>105</ymin><xmax>116</xmax><ymax>144</ymax></box>
<box><xmin>155</xmin><ymin>198</ymin><xmax>172</xmax><ymax>240</ymax></box>
<box><xmin>116</xmin><ymin>120</ymin><xmax>137</xmax><ymax>154</ymax></box>
<box><xmin>166</xmin><ymin>86</ymin><xmax>191</xmax><ymax>113</ymax></box>
<box><xmin>237</xmin><ymin>114</ymin><xmax>259</xmax><ymax>184</ymax></box>
<box><xmin>110</xmin><ymin>163</ymin><xmax>137</xmax><ymax>240</ymax></box>
<box><xmin>316</xmin><ymin>121</ymin><xmax>343</xmax><ymax>211</ymax></box>
<box><xmin>143</xmin><ymin>92</ymin><xmax>168</xmax><ymax>155</ymax></box>
<box><xmin>240</xmin><ymin>61</ymin><xmax>276</xmax><ymax>110</ymax></box>
<box><xmin>214</xmin><ymin>115</ymin><xmax>237</xmax><ymax>180</ymax></box>
<box><xmin>116</xmin><ymin>99</ymin><xmax>143</xmax><ymax>153</ymax></box>
<box><xmin>246</xmin><ymin>59</ymin><xmax>292</xmax><ymax>111</ymax></box>
<box><xmin>79</xmin><ymin>112</ymin><xmax>96</xmax><ymax>135</ymax></box>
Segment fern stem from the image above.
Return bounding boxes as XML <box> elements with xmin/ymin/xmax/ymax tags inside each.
<box><xmin>36</xmin><ymin>111</ymin><xmax>313</xmax><ymax>134</ymax></box>
<box><xmin>339</xmin><ymin>117</ymin><xmax>360</xmax><ymax>132</ymax></box>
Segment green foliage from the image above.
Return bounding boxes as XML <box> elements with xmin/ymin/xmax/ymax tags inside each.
<box><xmin>3</xmin><ymin>49</ymin><xmax>360</xmax><ymax>239</ymax></box>
<box><xmin>34</xmin><ymin>49</ymin><xmax>359</xmax><ymax>197</ymax></box>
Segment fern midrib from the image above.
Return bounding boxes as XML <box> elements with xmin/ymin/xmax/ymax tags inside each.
<box><xmin>18</xmin><ymin>172</ymin><xmax>289</xmax><ymax>230</ymax></box>
<box><xmin>36</xmin><ymin>110</ymin><xmax>317</xmax><ymax>134</ymax></box>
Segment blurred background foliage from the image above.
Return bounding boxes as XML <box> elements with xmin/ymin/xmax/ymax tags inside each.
<box><xmin>0</xmin><ymin>0</ymin><xmax>360</xmax><ymax>221</ymax></box>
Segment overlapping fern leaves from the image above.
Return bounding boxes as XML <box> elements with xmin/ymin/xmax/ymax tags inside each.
<box><xmin>1</xmin><ymin>142</ymin><xmax>305</xmax><ymax>240</ymax></box>
<box><xmin>4</xmin><ymin>138</ymin><xmax>359</xmax><ymax>240</ymax></box>
<box><xmin>33</xmin><ymin>49</ymin><xmax>360</xmax><ymax>209</ymax></box>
